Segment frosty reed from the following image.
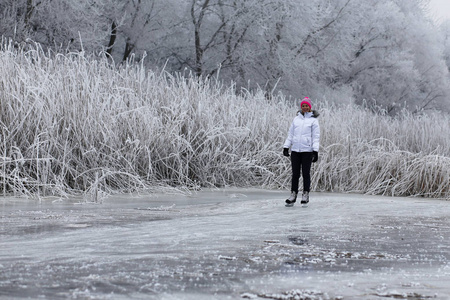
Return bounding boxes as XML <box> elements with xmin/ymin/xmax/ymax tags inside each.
<box><xmin>0</xmin><ymin>42</ymin><xmax>449</xmax><ymax>199</ymax></box>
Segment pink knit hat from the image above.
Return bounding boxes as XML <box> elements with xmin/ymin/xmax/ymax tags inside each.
<box><xmin>300</xmin><ymin>97</ymin><xmax>312</xmax><ymax>109</ymax></box>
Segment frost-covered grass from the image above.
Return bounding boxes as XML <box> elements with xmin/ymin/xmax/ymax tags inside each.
<box><xmin>0</xmin><ymin>42</ymin><xmax>449</xmax><ymax>199</ymax></box>
<box><xmin>316</xmin><ymin>105</ymin><xmax>450</xmax><ymax>198</ymax></box>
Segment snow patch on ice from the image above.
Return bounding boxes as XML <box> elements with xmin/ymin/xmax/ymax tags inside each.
<box><xmin>134</xmin><ymin>204</ymin><xmax>177</xmax><ymax>211</ymax></box>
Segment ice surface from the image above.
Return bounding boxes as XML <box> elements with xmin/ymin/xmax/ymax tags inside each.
<box><xmin>1</xmin><ymin>189</ymin><xmax>449</xmax><ymax>299</ymax></box>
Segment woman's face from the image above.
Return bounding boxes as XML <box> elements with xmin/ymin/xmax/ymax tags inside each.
<box><xmin>301</xmin><ymin>103</ymin><xmax>311</xmax><ymax>113</ymax></box>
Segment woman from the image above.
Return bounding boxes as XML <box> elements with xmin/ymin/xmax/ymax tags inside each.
<box><xmin>283</xmin><ymin>97</ymin><xmax>320</xmax><ymax>206</ymax></box>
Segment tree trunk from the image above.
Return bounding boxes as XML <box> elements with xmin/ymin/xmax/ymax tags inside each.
<box><xmin>123</xmin><ymin>39</ymin><xmax>135</xmax><ymax>62</ymax></box>
<box><xmin>106</xmin><ymin>22</ymin><xmax>117</xmax><ymax>56</ymax></box>
<box><xmin>194</xmin><ymin>26</ymin><xmax>203</xmax><ymax>76</ymax></box>
<box><xmin>191</xmin><ymin>0</ymin><xmax>210</xmax><ymax>77</ymax></box>
<box><xmin>25</xmin><ymin>0</ymin><xmax>34</xmax><ymax>25</ymax></box>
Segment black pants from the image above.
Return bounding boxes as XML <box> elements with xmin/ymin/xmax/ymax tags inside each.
<box><xmin>290</xmin><ymin>151</ymin><xmax>313</xmax><ymax>194</ymax></box>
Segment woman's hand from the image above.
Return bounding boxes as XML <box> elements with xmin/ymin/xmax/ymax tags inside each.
<box><xmin>283</xmin><ymin>148</ymin><xmax>290</xmax><ymax>157</ymax></box>
<box><xmin>312</xmin><ymin>151</ymin><xmax>318</xmax><ymax>162</ymax></box>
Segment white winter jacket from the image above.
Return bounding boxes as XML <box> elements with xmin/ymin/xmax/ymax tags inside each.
<box><xmin>283</xmin><ymin>110</ymin><xmax>320</xmax><ymax>152</ymax></box>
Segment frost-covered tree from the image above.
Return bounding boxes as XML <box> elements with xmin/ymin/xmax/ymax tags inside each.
<box><xmin>248</xmin><ymin>0</ymin><xmax>356</xmax><ymax>99</ymax></box>
<box><xmin>371</xmin><ymin>0</ymin><xmax>450</xmax><ymax>113</ymax></box>
<box><xmin>0</xmin><ymin>0</ymin><xmax>113</xmax><ymax>51</ymax></box>
<box><xmin>158</xmin><ymin>0</ymin><xmax>269</xmax><ymax>78</ymax></box>
<box><xmin>441</xmin><ymin>21</ymin><xmax>450</xmax><ymax>71</ymax></box>
<box><xmin>0</xmin><ymin>0</ymin><xmax>31</xmax><ymax>43</ymax></box>
<box><xmin>102</xmin><ymin>0</ymin><xmax>180</xmax><ymax>63</ymax></box>
<box><xmin>1</xmin><ymin>0</ymin><xmax>449</xmax><ymax>113</ymax></box>
<box><xmin>251</xmin><ymin>0</ymin><xmax>450</xmax><ymax>113</ymax></box>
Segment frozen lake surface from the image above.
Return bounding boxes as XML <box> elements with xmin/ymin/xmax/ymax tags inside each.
<box><xmin>1</xmin><ymin>189</ymin><xmax>449</xmax><ymax>299</ymax></box>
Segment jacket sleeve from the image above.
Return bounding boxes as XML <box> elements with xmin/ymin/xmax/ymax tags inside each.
<box><xmin>283</xmin><ymin>120</ymin><xmax>295</xmax><ymax>148</ymax></box>
<box><xmin>311</xmin><ymin>119</ymin><xmax>320</xmax><ymax>152</ymax></box>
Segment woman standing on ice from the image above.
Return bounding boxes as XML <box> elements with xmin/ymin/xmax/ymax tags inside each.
<box><xmin>283</xmin><ymin>97</ymin><xmax>320</xmax><ymax>206</ymax></box>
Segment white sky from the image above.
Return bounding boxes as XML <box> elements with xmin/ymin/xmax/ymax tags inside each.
<box><xmin>428</xmin><ymin>0</ymin><xmax>450</xmax><ymax>23</ymax></box>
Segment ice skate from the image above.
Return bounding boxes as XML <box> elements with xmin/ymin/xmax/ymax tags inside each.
<box><xmin>285</xmin><ymin>192</ymin><xmax>297</xmax><ymax>207</ymax></box>
<box><xmin>301</xmin><ymin>191</ymin><xmax>309</xmax><ymax>207</ymax></box>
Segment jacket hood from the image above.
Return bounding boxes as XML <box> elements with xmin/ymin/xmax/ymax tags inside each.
<box><xmin>297</xmin><ymin>110</ymin><xmax>320</xmax><ymax>118</ymax></box>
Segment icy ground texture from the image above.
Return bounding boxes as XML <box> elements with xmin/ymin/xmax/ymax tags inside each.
<box><xmin>1</xmin><ymin>189</ymin><xmax>449</xmax><ymax>300</ymax></box>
